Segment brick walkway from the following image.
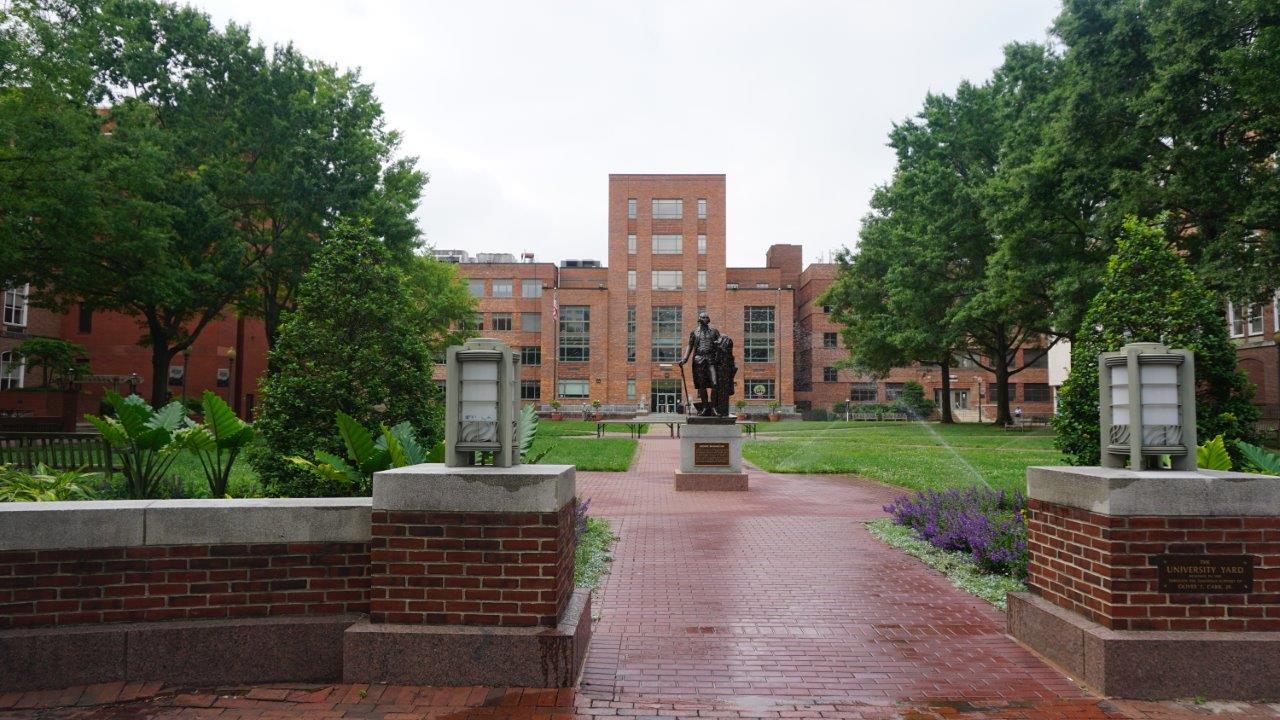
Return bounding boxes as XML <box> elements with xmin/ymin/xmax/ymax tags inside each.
<box><xmin>5</xmin><ymin>438</ymin><xmax>1278</xmax><ymax>719</ymax></box>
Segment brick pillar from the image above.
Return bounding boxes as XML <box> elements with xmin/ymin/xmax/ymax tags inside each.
<box><xmin>1009</xmin><ymin>465</ymin><xmax>1280</xmax><ymax>700</ymax></box>
<box><xmin>344</xmin><ymin>462</ymin><xmax>591</xmax><ymax>687</ymax></box>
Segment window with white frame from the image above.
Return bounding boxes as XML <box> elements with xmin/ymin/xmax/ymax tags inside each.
<box><xmin>1227</xmin><ymin>301</ymin><xmax>1245</xmax><ymax>337</ymax></box>
<box><xmin>3</xmin><ymin>284</ymin><xmax>29</xmax><ymax>327</ymax></box>
<box><xmin>697</xmin><ymin>198</ymin><xmax>707</xmax><ymax>219</ymax></box>
<box><xmin>627</xmin><ymin>379</ymin><xmax>636</xmax><ymax>400</ymax></box>
<box><xmin>467</xmin><ymin>279</ymin><xmax>484</xmax><ymax>298</ymax></box>
<box><xmin>651</xmin><ymin>270</ymin><xmax>682</xmax><ymax>291</ymax></box>
<box><xmin>627</xmin><ymin>198</ymin><xmax>637</xmax><ymax>219</ymax></box>
<box><xmin>1248</xmin><ymin>303</ymin><xmax>1264</xmax><ymax>336</ymax></box>
<box><xmin>652</xmin><ymin>234</ymin><xmax>682</xmax><ymax>254</ymax></box>
<box><xmin>521</xmin><ymin>279</ymin><xmax>543</xmax><ymax>298</ymax></box>
<box><xmin>491</xmin><ymin>279</ymin><xmax>513</xmax><ymax>298</ymax></box>
<box><xmin>627</xmin><ymin>234</ymin><xmax>636</xmax><ymax>254</ymax></box>
<box><xmin>490</xmin><ymin>312</ymin><xmax>512</xmax><ymax>331</ymax></box>
<box><xmin>652</xmin><ymin>199</ymin><xmax>682</xmax><ymax>219</ymax></box>
<box><xmin>697</xmin><ymin>271</ymin><xmax>707</xmax><ymax>291</ymax></box>
<box><xmin>697</xmin><ymin>234</ymin><xmax>707</xmax><ymax>254</ymax></box>
<box><xmin>0</xmin><ymin>350</ymin><xmax>23</xmax><ymax>389</ymax></box>
<box><xmin>521</xmin><ymin>312</ymin><xmax>541</xmax><ymax>332</ymax></box>
<box><xmin>558</xmin><ymin>379</ymin><xmax>589</xmax><ymax>398</ymax></box>
<box><xmin>744</xmin><ymin>379</ymin><xmax>776</xmax><ymax>399</ymax></box>
<box><xmin>627</xmin><ymin>270</ymin><xmax>636</xmax><ymax>290</ymax></box>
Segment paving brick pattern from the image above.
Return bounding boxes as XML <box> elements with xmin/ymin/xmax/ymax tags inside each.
<box><xmin>0</xmin><ymin>542</ymin><xmax>369</xmax><ymax>628</ymax></box>
<box><xmin>7</xmin><ymin>438</ymin><xmax>1280</xmax><ymax>718</ymax></box>
<box><xmin>1027</xmin><ymin>499</ymin><xmax>1280</xmax><ymax>631</ymax></box>
<box><xmin>369</xmin><ymin>504</ymin><xmax>574</xmax><ymax>627</ymax></box>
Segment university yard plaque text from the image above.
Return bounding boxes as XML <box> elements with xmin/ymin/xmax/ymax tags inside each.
<box><xmin>1156</xmin><ymin>555</ymin><xmax>1253</xmax><ymax>594</ymax></box>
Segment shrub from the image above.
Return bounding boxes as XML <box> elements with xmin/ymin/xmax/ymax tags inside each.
<box><xmin>1055</xmin><ymin>216</ymin><xmax>1259</xmax><ymax>465</ymax></box>
<box><xmin>250</xmin><ymin>220</ymin><xmax>444</xmax><ymax>497</ymax></box>
<box><xmin>0</xmin><ymin>464</ymin><xmax>99</xmax><ymax>502</ymax></box>
<box><xmin>177</xmin><ymin>390</ymin><xmax>255</xmax><ymax>498</ymax></box>
<box><xmin>896</xmin><ymin>381</ymin><xmax>936</xmax><ymax>418</ymax></box>
<box><xmin>85</xmin><ymin>392</ymin><xmax>188</xmax><ymax>499</ymax></box>
<box><xmin>885</xmin><ymin>487</ymin><xmax>1028</xmax><ymax>577</ymax></box>
<box><xmin>288</xmin><ymin>412</ymin><xmax>438</xmax><ymax>495</ymax></box>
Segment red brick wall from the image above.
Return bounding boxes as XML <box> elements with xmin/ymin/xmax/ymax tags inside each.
<box><xmin>1026</xmin><ymin>499</ymin><xmax>1280</xmax><ymax>631</ymax></box>
<box><xmin>368</xmin><ymin>502</ymin><xmax>575</xmax><ymax>628</ymax></box>
<box><xmin>0</xmin><ymin>542</ymin><xmax>370</xmax><ymax>629</ymax></box>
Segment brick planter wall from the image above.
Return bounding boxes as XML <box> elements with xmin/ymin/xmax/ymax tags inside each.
<box><xmin>0</xmin><ymin>542</ymin><xmax>369</xmax><ymax>629</ymax></box>
<box><xmin>369</xmin><ymin>502</ymin><xmax>575</xmax><ymax>627</ymax></box>
<box><xmin>1026</xmin><ymin>498</ymin><xmax>1280</xmax><ymax>631</ymax></box>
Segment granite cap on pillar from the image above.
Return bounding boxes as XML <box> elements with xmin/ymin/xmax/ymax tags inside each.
<box><xmin>372</xmin><ymin>463</ymin><xmax>575</xmax><ymax>512</ymax></box>
<box><xmin>1027</xmin><ymin>465</ymin><xmax>1280</xmax><ymax>516</ymax></box>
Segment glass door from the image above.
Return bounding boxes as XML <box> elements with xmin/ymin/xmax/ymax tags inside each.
<box><xmin>650</xmin><ymin>380</ymin><xmax>681</xmax><ymax>413</ymax></box>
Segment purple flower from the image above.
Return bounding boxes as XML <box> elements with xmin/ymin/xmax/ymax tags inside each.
<box><xmin>885</xmin><ymin>487</ymin><xmax>1027</xmax><ymax>577</ymax></box>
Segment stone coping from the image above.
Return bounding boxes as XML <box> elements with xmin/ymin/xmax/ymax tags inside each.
<box><xmin>1027</xmin><ymin>465</ymin><xmax>1280</xmax><ymax>516</ymax></box>
<box><xmin>372</xmin><ymin>463</ymin><xmax>575</xmax><ymax>512</ymax></box>
<box><xmin>0</xmin><ymin>498</ymin><xmax>372</xmax><ymax>551</ymax></box>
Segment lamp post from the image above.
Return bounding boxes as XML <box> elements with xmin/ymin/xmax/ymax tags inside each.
<box><xmin>1098</xmin><ymin>341</ymin><xmax>1196</xmax><ymax>471</ymax></box>
<box><xmin>445</xmin><ymin>338</ymin><xmax>519</xmax><ymax>467</ymax></box>
<box><xmin>225</xmin><ymin>348</ymin><xmax>237</xmax><ymax>417</ymax></box>
<box><xmin>181</xmin><ymin>347</ymin><xmax>191</xmax><ymax>405</ymax></box>
<box><xmin>126</xmin><ymin>373</ymin><xmax>141</xmax><ymax>397</ymax></box>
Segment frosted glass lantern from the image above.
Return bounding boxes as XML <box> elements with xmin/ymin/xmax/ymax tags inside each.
<box><xmin>1098</xmin><ymin>342</ymin><xmax>1196</xmax><ymax>471</ymax></box>
<box><xmin>445</xmin><ymin>338</ymin><xmax>521</xmax><ymax>467</ymax></box>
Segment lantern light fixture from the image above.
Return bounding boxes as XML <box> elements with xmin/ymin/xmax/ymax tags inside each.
<box><xmin>445</xmin><ymin>338</ymin><xmax>520</xmax><ymax>467</ymax></box>
<box><xmin>1098</xmin><ymin>342</ymin><xmax>1196</xmax><ymax>471</ymax></box>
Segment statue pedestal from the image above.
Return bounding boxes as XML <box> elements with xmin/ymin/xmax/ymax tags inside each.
<box><xmin>675</xmin><ymin>418</ymin><xmax>748</xmax><ymax>491</ymax></box>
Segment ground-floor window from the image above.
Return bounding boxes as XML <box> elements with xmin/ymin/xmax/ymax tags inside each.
<box><xmin>884</xmin><ymin>383</ymin><xmax>904</xmax><ymax>401</ymax></box>
<box><xmin>851</xmin><ymin>382</ymin><xmax>877</xmax><ymax>402</ymax></box>
<box><xmin>521</xmin><ymin>380</ymin><xmax>541</xmax><ymax>400</ymax></box>
<box><xmin>1</xmin><ymin>350</ymin><xmax>24</xmax><ymax>389</ymax></box>
<box><xmin>1024</xmin><ymin>383</ymin><xmax>1051</xmax><ymax>402</ymax></box>
<box><xmin>744</xmin><ymin>378</ymin><xmax>776</xmax><ymax>400</ymax></box>
<box><xmin>650</xmin><ymin>379</ymin><xmax>681</xmax><ymax>413</ymax></box>
<box><xmin>558</xmin><ymin>379</ymin><xmax>589</xmax><ymax>398</ymax></box>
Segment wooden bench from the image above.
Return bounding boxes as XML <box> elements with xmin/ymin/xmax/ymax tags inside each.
<box><xmin>0</xmin><ymin>433</ymin><xmax>116</xmax><ymax>476</ymax></box>
<box><xmin>1006</xmin><ymin>415</ymin><xmax>1052</xmax><ymax>430</ymax></box>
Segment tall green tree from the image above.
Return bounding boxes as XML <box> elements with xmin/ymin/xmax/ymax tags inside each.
<box><xmin>250</xmin><ymin>220</ymin><xmax>444</xmax><ymax>497</ymax></box>
<box><xmin>403</xmin><ymin>253</ymin><xmax>476</xmax><ymax>359</ymax></box>
<box><xmin>1055</xmin><ymin>216</ymin><xmax>1259</xmax><ymax>465</ymax></box>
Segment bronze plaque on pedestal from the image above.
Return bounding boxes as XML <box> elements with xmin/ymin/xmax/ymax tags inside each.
<box><xmin>1156</xmin><ymin>555</ymin><xmax>1253</xmax><ymax>594</ymax></box>
<box><xmin>693</xmin><ymin>442</ymin><xmax>730</xmax><ymax>467</ymax></box>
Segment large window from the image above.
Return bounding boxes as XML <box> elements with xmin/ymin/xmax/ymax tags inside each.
<box><xmin>822</xmin><ymin>332</ymin><xmax>838</xmax><ymax>348</ymax></box>
<box><xmin>3</xmin><ymin>284</ymin><xmax>28</xmax><ymax>327</ymax></box>
<box><xmin>1024</xmin><ymin>383</ymin><xmax>1051</xmax><ymax>402</ymax></box>
<box><xmin>492</xmin><ymin>279</ymin><xmax>513</xmax><ymax>298</ymax></box>
<box><xmin>521</xmin><ymin>312</ymin><xmax>541</xmax><ymax>332</ymax></box>
<box><xmin>491</xmin><ymin>313</ymin><xmax>512</xmax><ymax>331</ymax></box>
<box><xmin>627</xmin><ymin>234</ymin><xmax>636</xmax><ymax>254</ymax></box>
<box><xmin>698</xmin><ymin>270</ymin><xmax>707</xmax><ymax>291</ymax></box>
<box><xmin>0</xmin><ymin>351</ymin><xmax>23</xmax><ymax>389</ymax></box>
<box><xmin>1023</xmin><ymin>349</ymin><xmax>1049</xmax><ymax>368</ymax></box>
<box><xmin>1227</xmin><ymin>301</ymin><xmax>1245</xmax><ymax>337</ymax></box>
<box><xmin>743</xmin><ymin>306</ymin><xmax>776</xmax><ymax>363</ymax></box>
<box><xmin>521</xmin><ymin>279</ymin><xmax>543</xmax><ymax>298</ymax></box>
<box><xmin>744</xmin><ymin>379</ymin><xmax>776</xmax><ymax>400</ymax></box>
<box><xmin>851</xmin><ymin>383</ymin><xmax>877</xmax><ymax>403</ymax></box>
<box><xmin>697</xmin><ymin>234</ymin><xmax>707</xmax><ymax>254</ymax></box>
<box><xmin>467</xmin><ymin>279</ymin><xmax>484</xmax><ymax>298</ymax></box>
<box><xmin>627</xmin><ymin>379</ymin><xmax>636</xmax><ymax>400</ymax></box>
<box><xmin>652</xmin><ymin>198</ymin><xmax>683</xmax><ymax>219</ymax></box>
<box><xmin>520</xmin><ymin>380</ymin><xmax>541</xmax><ymax>400</ymax></box>
<box><xmin>628</xmin><ymin>270</ymin><xmax>636</xmax><ymax>290</ymax></box>
<box><xmin>652</xmin><ymin>234</ymin><xmax>682</xmax><ymax>254</ymax></box>
<box><xmin>651</xmin><ymin>306</ymin><xmax>683</xmax><ymax>362</ymax></box>
<box><xmin>627</xmin><ymin>306</ymin><xmax>636</xmax><ymax>363</ymax></box>
<box><xmin>558</xmin><ymin>379</ymin><xmax>589</xmax><ymax>398</ymax></box>
<box><xmin>558</xmin><ymin>306</ymin><xmax>590</xmax><ymax>362</ymax></box>
<box><xmin>627</xmin><ymin>198</ymin><xmax>637</xmax><ymax>219</ymax></box>
<box><xmin>884</xmin><ymin>383</ymin><xmax>905</xmax><ymax>401</ymax></box>
<box><xmin>1248</xmin><ymin>303</ymin><xmax>1264</xmax><ymax>336</ymax></box>
<box><xmin>697</xmin><ymin>198</ymin><xmax>707</xmax><ymax>219</ymax></box>
<box><xmin>520</xmin><ymin>346</ymin><xmax>541</xmax><ymax>366</ymax></box>
<box><xmin>823</xmin><ymin>367</ymin><xmax>838</xmax><ymax>382</ymax></box>
<box><xmin>651</xmin><ymin>270</ymin><xmax>682</xmax><ymax>291</ymax></box>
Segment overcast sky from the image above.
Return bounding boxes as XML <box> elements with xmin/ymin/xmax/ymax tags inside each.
<box><xmin>188</xmin><ymin>0</ymin><xmax>1061</xmax><ymax>268</ymax></box>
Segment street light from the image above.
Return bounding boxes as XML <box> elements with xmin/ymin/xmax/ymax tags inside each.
<box><xmin>1099</xmin><ymin>341</ymin><xmax>1196</xmax><ymax>471</ymax></box>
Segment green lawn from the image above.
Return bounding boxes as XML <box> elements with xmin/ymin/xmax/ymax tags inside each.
<box><xmin>539</xmin><ymin>420</ymin><xmax>650</xmax><ymax>437</ymax></box>
<box><xmin>531</xmin><ymin>437</ymin><xmax>637</xmax><ymax>471</ymax></box>
<box><xmin>742</xmin><ymin>421</ymin><xmax>1062</xmax><ymax>493</ymax></box>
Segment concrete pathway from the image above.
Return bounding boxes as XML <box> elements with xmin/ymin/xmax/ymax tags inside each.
<box><xmin>5</xmin><ymin>438</ymin><xmax>1277</xmax><ymax>718</ymax></box>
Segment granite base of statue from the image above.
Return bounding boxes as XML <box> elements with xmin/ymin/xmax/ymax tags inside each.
<box><xmin>675</xmin><ymin>314</ymin><xmax>748</xmax><ymax>491</ymax></box>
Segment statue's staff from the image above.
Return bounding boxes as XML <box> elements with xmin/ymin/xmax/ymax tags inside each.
<box><xmin>677</xmin><ymin>360</ymin><xmax>690</xmax><ymax>416</ymax></box>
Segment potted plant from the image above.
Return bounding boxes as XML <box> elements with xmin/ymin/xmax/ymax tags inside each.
<box><xmin>767</xmin><ymin>400</ymin><xmax>781</xmax><ymax>422</ymax></box>
<box><xmin>735</xmin><ymin>399</ymin><xmax>749</xmax><ymax>420</ymax></box>
<box><xmin>591</xmin><ymin>398</ymin><xmax>603</xmax><ymax>420</ymax></box>
<box><xmin>549</xmin><ymin>400</ymin><xmax>563</xmax><ymax>421</ymax></box>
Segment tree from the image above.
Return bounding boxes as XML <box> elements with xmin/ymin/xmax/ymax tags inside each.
<box><xmin>250</xmin><ymin>219</ymin><xmax>444</xmax><ymax>497</ymax></box>
<box><xmin>1055</xmin><ymin>216</ymin><xmax>1259</xmax><ymax>465</ymax></box>
<box><xmin>12</xmin><ymin>337</ymin><xmax>89</xmax><ymax>388</ymax></box>
<box><xmin>403</xmin><ymin>253</ymin><xmax>476</xmax><ymax>359</ymax></box>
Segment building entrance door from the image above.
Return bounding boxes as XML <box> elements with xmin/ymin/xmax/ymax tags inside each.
<box><xmin>935</xmin><ymin>389</ymin><xmax>970</xmax><ymax>410</ymax></box>
<box><xmin>650</xmin><ymin>379</ymin><xmax>682</xmax><ymax>414</ymax></box>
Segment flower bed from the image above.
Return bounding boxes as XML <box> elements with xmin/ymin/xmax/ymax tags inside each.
<box><xmin>884</xmin><ymin>487</ymin><xmax>1027</xmax><ymax>577</ymax></box>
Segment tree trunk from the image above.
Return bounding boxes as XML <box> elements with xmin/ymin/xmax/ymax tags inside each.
<box><xmin>148</xmin><ymin>343</ymin><xmax>176</xmax><ymax>408</ymax></box>
<box><xmin>939</xmin><ymin>360</ymin><xmax>954</xmax><ymax>424</ymax></box>
<box><xmin>263</xmin><ymin>290</ymin><xmax>281</xmax><ymax>351</ymax></box>
<box><xmin>993</xmin><ymin>355</ymin><xmax>1012</xmax><ymax>426</ymax></box>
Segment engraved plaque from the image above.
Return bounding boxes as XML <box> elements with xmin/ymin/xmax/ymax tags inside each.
<box><xmin>1156</xmin><ymin>555</ymin><xmax>1253</xmax><ymax>594</ymax></box>
<box><xmin>693</xmin><ymin>442</ymin><xmax>730</xmax><ymax>467</ymax></box>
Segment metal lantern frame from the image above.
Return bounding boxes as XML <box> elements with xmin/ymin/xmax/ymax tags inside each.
<box><xmin>445</xmin><ymin>338</ymin><xmax>521</xmax><ymax>467</ymax></box>
<box><xmin>1098</xmin><ymin>342</ymin><xmax>1197</xmax><ymax>471</ymax></box>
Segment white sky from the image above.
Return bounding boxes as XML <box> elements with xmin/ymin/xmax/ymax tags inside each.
<box><xmin>187</xmin><ymin>0</ymin><xmax>1061</xmax><ymax>268</ymax></box>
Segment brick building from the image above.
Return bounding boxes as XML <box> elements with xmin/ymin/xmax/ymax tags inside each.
<box><xmin>1227</xmin><ymin>297</ymin><xmax>1280</xmax><ymax>423</ymax></box>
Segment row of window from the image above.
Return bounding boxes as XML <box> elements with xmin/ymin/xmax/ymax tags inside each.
<box><xmin>627</xmin><ymin>270</ymin><xmax>707</xmax><ymax>291</ymax></box>
<box><xmin>627</xmin><ymin>198</ymin><xmax>709</xmax><ymax>221</ymax></box>
<box><xmin>846</xmin><ymin>382</ymin><xmax>1052</xmax><ymax>403</ymax></box>
<box><xmin>556</xmin><ymin>305</ymin><xmax>777</xmax><ymax>363</ymax></box>
<box><xmin>467</xmin><ymin>278</ymin><xmax>545</xmax><ymax>299</ymax></box>
<box><xmin>627</xmin><ymin>234</ymin><xmax>708</xmax><ymax>255</ymax></box>
<box><xmin>468</xmin><ymin>312</ymin><xmax>542</xmax><ymax>332</ymax></box>
<box><xmin>1227</xmin><ymin>297</ymin><xmax>1280</xmax><ymax>338</ymax></box>
<box><xmin>550</xmin><ymin>377</ymin><xmax>776</xmax><ymax>400</ymax></box>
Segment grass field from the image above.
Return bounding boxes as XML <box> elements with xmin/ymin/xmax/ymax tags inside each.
<box><xmin>539</xmin><ymin>420</ymin><xmax>650</xmax><ymax>438</ymax></box>
<box><xmin>743</xmin><ymin>421</ymin><xmax>1062</xmax><ymax>493</ymax></box>
<box><xmin>531</xmin><ymin>437</ymin><xmax>637</xmax><ymax>471</ymax></box>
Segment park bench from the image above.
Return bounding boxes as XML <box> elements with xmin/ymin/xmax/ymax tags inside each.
<box><xmin>0</xmin><ymin>432</ymin><xmax>116</xmax><ymax>476</ymax></box>
<box><xmin>1005</xmin><ymin>415</ymin><xmax>1052</xmax><ymax>430</ymax></box>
